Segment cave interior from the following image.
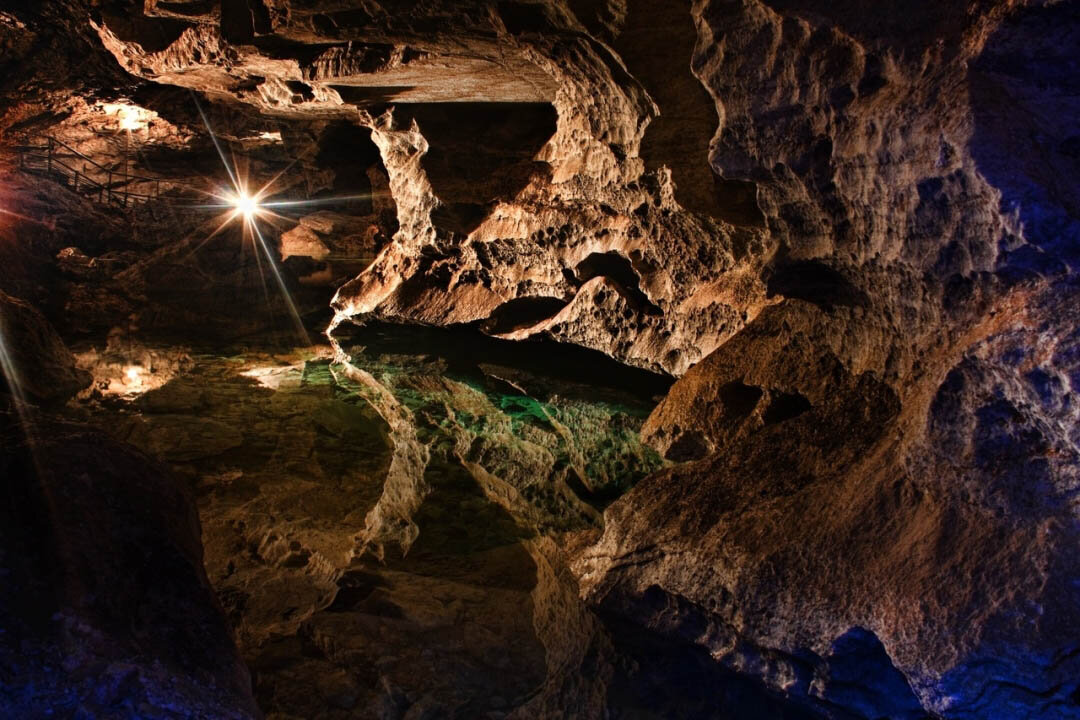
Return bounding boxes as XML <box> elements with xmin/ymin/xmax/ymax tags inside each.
<box><xmin>1</xmin><ymin>1</ymin><xmax>1079</xmax><ymax>719</ymax></box>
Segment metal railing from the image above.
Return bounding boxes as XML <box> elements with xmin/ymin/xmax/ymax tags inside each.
<box><xmin>15</xmin><ymin>135</ymin><xmax>174</xmax><ymax>208</ymax></box>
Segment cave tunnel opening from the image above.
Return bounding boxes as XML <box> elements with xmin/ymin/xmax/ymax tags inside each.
<box><xmin>481</xmin><ymin>295</ymin><xmax>570</xmax><ymax>335</ymax></box>
<box><xmin>574</xmin><ymin>251</ymin><xmax>663</xmax><ymax>316</ymax></box>
<box><xmin>395</xmin><ymin>102</ymin><xmax>558</xmax><ymax>235</ymax></box>
<box><xmin>765</xmin><ymin>260</ymin><xmax>868</xmax><ymax>309</ymax></box>
<box><xmin>313</xmin><ymin>121</ymin><xmax>380</xmax><ymax>208</ymax></box>
<box><xmin>331</xmin><ymin>319</ymin><xmax>674</xmax><ymax>407</ymax></box>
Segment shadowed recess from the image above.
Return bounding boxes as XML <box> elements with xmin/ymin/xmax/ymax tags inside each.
<box><xmin>333</xmin><ymin>320</ymin><xmax>674</xmax><ymax>404</ymax></box>
<box><xmin>765</xmin><ymin>260</ymin><xmax>868</xmax><ymax>309</ymax></box>
<box><xmin>394</xmin><ymin>103</ymin><xmax>558</xmax><ymax>235</ymax></box>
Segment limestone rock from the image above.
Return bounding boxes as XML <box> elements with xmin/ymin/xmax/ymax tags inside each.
<box><xmin>577</xmin><ymin>285</ymin><xmax>1080</xmax><ymax>718</ymax></box>
<box><xmin>0</xmin><ymin>290</ymin><xmax>91</xmax><ymax>404</ymax></box>
<box><xmin>0</xmin><ymin>0</ymin><xmax>1077</xmax><ymax>718</ymax></box>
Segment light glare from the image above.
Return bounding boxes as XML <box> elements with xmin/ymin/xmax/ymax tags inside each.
<box><xmin>100</xmin><ymin>101</ymin><xmax>153</xmax><ymax>132</ymax></box>
<box><xmin>232</xmin><ymin>191</ymin><xmax>260</xmax><ymax>220</ymax></box>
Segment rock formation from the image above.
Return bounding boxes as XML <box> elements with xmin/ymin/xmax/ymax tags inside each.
<box><xmin>0</xmin><ymin>0</ymin><xmax>1077</xmax><ymax>717</ymax></box>
<box><xmin>0</xmin><ymin>289</ymin><xmax>91</xmax><ymax>403</ymax></box>
<box><xmin>0</xmin><ymin>406</ymin><xmax>260</xmax><ymax>718</ymax></box>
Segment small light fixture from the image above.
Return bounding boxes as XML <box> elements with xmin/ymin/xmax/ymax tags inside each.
<box><xmin>118</xmin><ymin>108</ymin><xmax>142</xmax><ymax>131</ymax></box>
<box><xmin>232</xmin><ymin>191</ymin><xmax>260</xmax><ymax>221</ymax></box>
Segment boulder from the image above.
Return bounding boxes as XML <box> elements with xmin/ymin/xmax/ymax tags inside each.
<box><xmin>0</xmin><ymin>290</ymin><xmax>90</xmax><ymax>404</ymax></box>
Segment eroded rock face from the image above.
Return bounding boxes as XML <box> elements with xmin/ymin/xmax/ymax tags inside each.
<box><xmin>579</xmin><ymin>284</ymin><xmax>1080</xmax><ymax>718</ymax></box>
<box><xmin>79</xmin><ymin>0</ymin><xmax>776</xmax><ymax>376</ymax></box>
<box><xmin>571</xmin><ymin>1</ymin><xmax>1080</xmax><ymax>716</ymax></box>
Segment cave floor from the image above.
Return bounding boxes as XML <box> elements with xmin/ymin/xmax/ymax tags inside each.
<box><xmin>63</xmin><ymin>325</ymin><xmax>664</xmax><ymax>718</ymax></box>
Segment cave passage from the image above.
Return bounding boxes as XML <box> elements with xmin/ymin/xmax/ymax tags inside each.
<box><xmin>333</xmin><ymin>319</ymin><xmax>674</xmax><ymax>405</ymax></box>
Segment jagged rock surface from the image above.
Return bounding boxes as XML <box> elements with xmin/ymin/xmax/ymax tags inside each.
<box><xmin>579</xmin><ymin>288</ymin><xmax>1080</xmax><ymax>718</ymax></box>
<box><xmin>84</xmin><ymin>0</ymin><xmax>776</xmax><ymax>375</ymax></box>
<box><xmin>575</xmin><ymin>1</ymin><xmax>1080</xmax><ymax>717</ymax></box>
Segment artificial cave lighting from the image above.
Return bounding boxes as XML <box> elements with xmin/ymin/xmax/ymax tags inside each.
<box><xmin>232</xmin><ymin>190</ymin><xmax>260</xmax><ymax>221</ymax></box>
<box><xmin>124</xmin><ymin>365</ymin><xmax>143</xmax><ymax>386</ymax></box>
<box><xmin>99</xmin><ymin>101</ymin><xmax>154</xmax><ymax>132</ymax></box>
<box><xmin>72</xmin><ymin>345</ymin><xmax>189</xmax><ymax>399</ymax></box>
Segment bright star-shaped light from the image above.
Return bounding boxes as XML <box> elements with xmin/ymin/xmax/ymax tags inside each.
<box><xmin>124</xmin><ymin>366</ymin><xmax>144</xmax><ymax>387</ymax></box>
<box><xmin>226</xmin><ymin>188</ymin><xmax>264</xmax><ymax>224</ymax></box>
<box><xmin>188</xmin><ymin>96</ymin><xmax>376</xmax><ymax>348</ymax></box>
<box><xmin>232</xmin><ymin>191</ymin><xmax>259</xmax><ymax>220</ymax></box>
<box><xmin>118</xmin><ymin>109</ymin><xmax>142</xmax><ymax>131</ymax></box>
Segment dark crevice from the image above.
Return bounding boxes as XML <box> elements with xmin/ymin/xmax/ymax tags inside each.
<box><xmin>310</xmin><ymin>9</ymin><xmax>376</xmax><ymax>38</ymax></box>
<box><xmin>665</xmin><ymin>430</ymin><xmax>710</xmax><ymax>462</ymax></box>
<box><xmin>713</xmin><ymin>177</ymin><xmax>766</xmax><ymax>226</ymax></box>
<box><xmin>562</xmin><ymin>463</ymin><xmax>626</xmax><ymax>511</ymax></box>
<box><xmin>596</xmin><ymin>588</ymin><xmax>831</xmax><ymax>720</ymax></box>
<box><xmin>497</xmin><ymin>2</ymin><xmax>557</xmax><ymax>34</ymax></box>
<box><xmin>315</xmin><ymin>122</ymin><xmax>381</xmax><ymax>194</ymax></box>
<box><xmin>574</xmin><ymin>251</ymin><xmax>663</xmax><ymax>316</ymax></box>
<box><xmin>817</xmin><ymin>627</ymin><xmax>926</xmax><ymax>719</ymax></box>
<box><xmin>610</xmin><ymin>0</ymin><xmax>741</xmax><ymax>222</ymax></box>
<box><xmin>765</xmin><ymin>260</ymin><xmax>868</xmax><ymax>309</ymax></box>
<box><xmin>311</xmin><ymin>121</ymin><xmax>398</xmax><ymax>240</ymax></box>
<box><xmin>481</xmin><ymin>296</ymin><xmax>569</xmax><ymax>335</ymax></box>
<box><xmin>329</xmin><ymin>85</ymin><xmax>415</xmax><ymax>106</ymax></box>
<box><xmin>99</xmin><ymin>10</ymin><xmax>191</xmax><ymax>53</ymax></box>
<box><xmin>719</xmin><ymin>381</ymin><xmax>764</xmax><ymax>421</ymax></box>
<box><xmin>331</xmin><ymin>320</ymin><xmax>673</xmax><ymax>405</ymax></box>
<box><xmin>763</xmin><ymin>391</ymin><xmax>812</xmax><ymax>425</ymax></box>
<box><xmin>153</xmin><ymin>0</ymin><xmax>219</xmax><ymax>17</ymax></box>
<box><xmin>325</xmin><ymin>570</ymin><xmax>389</xmax><ymax>613</ymax></box>
<box><xmin>392</xmin><ymin>103</ymin><xmax>557</xmax><ymax>236</ymax></box>
<box><xmin>430</xmin><ymin>203</ymin><xmax>489</xmax><ymax>236</ymax></box>
<box><xmin>221</xmin><ymin>0</ymin><xmax>271</xmax><ymax>42</ymax></box>
<box><xmin>285</xmin><ymin>80</ymin><xmax>315</xmax><ymax>101</ymax></box>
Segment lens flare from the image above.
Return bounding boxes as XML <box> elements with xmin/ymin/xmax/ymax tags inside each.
<box><xmin>231</xmin><ymin>190</ymin><xmax>260</xmax><ymax>221</ymax></box>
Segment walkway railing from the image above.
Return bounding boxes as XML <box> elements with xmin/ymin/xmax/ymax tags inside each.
<box><xmin>15</xmin><ymin>136</ymin><xmax>178</xmax><ymax>208</ymax></box>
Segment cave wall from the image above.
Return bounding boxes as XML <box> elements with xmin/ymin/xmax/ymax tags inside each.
<box><xmin>79</xmin><ymin>0</ymin><xmax>775</xmax><ymax>375</ymax></box>
<box><xmin>578</xmin><ymin>1</ymin><xmax>1080</xmax><ymax>717</ymax></box>
<box><xmin>0</xmin><ymin>0</ymin><xmax>1077</xmax><ymax>717</ymax></box>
